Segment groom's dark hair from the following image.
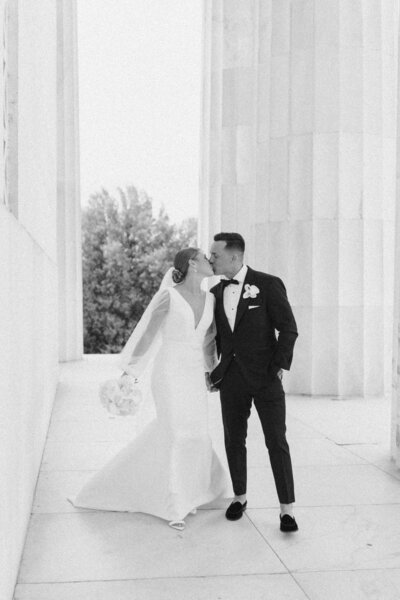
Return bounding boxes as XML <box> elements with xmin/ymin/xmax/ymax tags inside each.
<box><xmin>214</xmin><ymin>232</ymin><xmax>245</xmax><ymax>254</ymax></box>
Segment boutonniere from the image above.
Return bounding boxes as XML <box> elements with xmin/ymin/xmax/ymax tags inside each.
<box><xmin>243</xmin><ymin>284</ymin><xmax>260</xmax><ymax>299</ymax></box>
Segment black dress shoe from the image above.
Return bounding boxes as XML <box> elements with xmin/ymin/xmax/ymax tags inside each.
<box><xmin>225</xmin><ymin>500</ymin><xmax>247</xmax><ymax>521</ymax></box>
<box><xmin>280</xmin><ymin>514</ymin><xmax>298</xmax><ymax>532</ymax></box>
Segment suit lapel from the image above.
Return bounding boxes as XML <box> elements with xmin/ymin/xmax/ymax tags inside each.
<box><xmin>233</xmin><ymin>267</ymin><xmax>255</xmax><ymax>331</ymax></box>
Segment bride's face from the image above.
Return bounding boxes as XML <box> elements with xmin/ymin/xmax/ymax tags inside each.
<box><xmin>193</xmin><ymin>251</ymin><xmax>214</xmax><ymax>276</ymax></box>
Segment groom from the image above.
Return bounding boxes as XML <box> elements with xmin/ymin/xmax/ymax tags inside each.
<box><xmin>208</xmin><ymin>232</ymin><xmax>298</xmax><ymax>532</ymax></box>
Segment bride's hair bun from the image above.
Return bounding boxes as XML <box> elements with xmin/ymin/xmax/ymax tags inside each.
<box><xmin>172</xmin><ymin>268</ymin><xmax>185</xmax><ymax>283</ymax></box>
<box><xmin>172</xmin><ymin>247</ymin><xmax>200</xmax><ymax>284</ymax></box>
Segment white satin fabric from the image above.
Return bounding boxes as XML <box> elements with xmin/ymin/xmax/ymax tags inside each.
<box><xmin>72</xmin><ymin>286</ymin><xmax>231</xmax><ymax>521</ymax></box>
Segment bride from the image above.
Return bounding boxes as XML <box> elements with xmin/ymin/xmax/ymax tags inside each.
<box><xmin>71</xmin><ymin>247</ymin><xmax>231</xmax><ymax>530</ymax></box>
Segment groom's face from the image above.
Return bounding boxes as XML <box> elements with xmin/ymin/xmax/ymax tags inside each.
<box><xmin>209</xmin><ymin>241</ymin><xmax>235</xmax><ymax>276</ymax></box>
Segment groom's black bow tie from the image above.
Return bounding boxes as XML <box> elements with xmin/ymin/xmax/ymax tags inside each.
<box><xmin>221</xmin><ymin>278</ymin><xmax>239</xmax><ymax>288</ymax></box>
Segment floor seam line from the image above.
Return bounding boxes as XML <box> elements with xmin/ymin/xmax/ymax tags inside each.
<box><xmin>244</xmin><ymin>512</ymin><xmax>291</xmax><ymax>575</ymax></box>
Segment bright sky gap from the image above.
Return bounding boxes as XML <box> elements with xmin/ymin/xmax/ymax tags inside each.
<box><xmin>77</xmin><ymin>0</ymin><xmax>202</xmax><ymax>224</ymax></box>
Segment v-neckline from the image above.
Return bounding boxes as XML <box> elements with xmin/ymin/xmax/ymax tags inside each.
<box><xmin>171</xmin><ymin>287</ymin><xmax>207</xmax><ymax>331</ymax></box>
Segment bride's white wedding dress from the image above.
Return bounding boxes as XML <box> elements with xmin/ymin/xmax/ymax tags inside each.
<box><xmin>71</xmin><ymin>286</ymin><xmax>231</xmax><ymax>522</ymax></box>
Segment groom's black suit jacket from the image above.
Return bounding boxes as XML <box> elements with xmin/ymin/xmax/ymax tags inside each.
<box><xmin>210</xmin><ymin>267</ymin><xmax>298</xmax><ymax>391</ymax></box>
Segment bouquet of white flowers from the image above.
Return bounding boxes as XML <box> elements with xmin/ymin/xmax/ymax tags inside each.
<box><xmin>99</xmin><ymin>374</ymin><xmax>143</xmax><ymax>416</ymax></box>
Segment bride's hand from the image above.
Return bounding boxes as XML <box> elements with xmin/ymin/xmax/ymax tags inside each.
<box><xmin>205</xmin><ymin>372</ymin><xmax>218</xmax><ymax>393</ymax></box>
<box><xmin>205</xmin><ymin>372</ymin><xmax>211</xmax><ymax>391</ymax></box>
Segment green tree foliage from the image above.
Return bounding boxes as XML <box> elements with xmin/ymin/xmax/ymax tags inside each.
<box><xmin>82</xmin><ymin>186</ymin><xmax>197</xmax><ymax>353</ymax></box>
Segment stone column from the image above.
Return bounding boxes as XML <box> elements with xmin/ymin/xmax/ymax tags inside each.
<box><xmin>57</xmin><ymin>0</ymin><xmax>83</xmax><ymax>361</ymax></box>
<box><xmin>392</xmin><ymin>199</ymin><xmax>400</xmax><ymax>467</ymax></box>
<box><xmin>200</xmin><ymin>0</ymin><xmax>259</xmax><ymax>260</ymax></box>
<box><xmin>391</xmin><ymin>13</ymin><xmax>400</xmax><ymax>466</ymax></box>
<box><xmin>200</xmin><ymin>0</ymin><xmax>398</xmax><ymax>396</ymax></box>
<box><xmin>3</xmin><ymin>0</ymin><xmax>18</xmax><ymax>216</ymax></box>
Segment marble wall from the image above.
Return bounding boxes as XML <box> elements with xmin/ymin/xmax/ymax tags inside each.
<box><xmin>200</xmin><ymin>0</ymin><xmax>399</xmax><ymax>397</ymax></box>
<box><xmin>0</xmin><ymin>207</ymin><xmax>58</xmax><ymax>600</ymax></box>
<box><xmin>0</xmin><ymin>2</ymin><xmax>82</xmax><ymax>598</ymax></box>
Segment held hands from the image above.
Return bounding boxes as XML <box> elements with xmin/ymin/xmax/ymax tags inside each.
<box><xmin>205</xmin><ymin>372</ymin><xmax>218</xmax><ymax>393</ymax></box>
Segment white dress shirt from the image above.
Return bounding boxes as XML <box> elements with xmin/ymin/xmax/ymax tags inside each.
<box><xmin>223</xmin><ymin>264</ymin><xmax>248</xmax><ymax>331</ymax></box>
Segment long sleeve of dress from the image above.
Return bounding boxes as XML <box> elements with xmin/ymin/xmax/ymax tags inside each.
<box><xmin>203</xmin><ymin>317</ymin><xmax>218</xmax><ymax>372</ymax></box>
<box><xmin>118</xmin><ymin>289</ymin><xmax>170</xmax><ymax>378</ymax></box>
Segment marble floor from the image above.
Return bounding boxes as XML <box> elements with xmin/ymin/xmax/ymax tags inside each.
<box><xmin>14</xmin><ymin>356</ymin><xmax>400</xmax><ymax>600</ymax></box>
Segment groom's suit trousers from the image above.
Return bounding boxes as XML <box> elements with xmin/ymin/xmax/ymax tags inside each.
<box><xmin>219</xmin><ymin>360</ymin><xmax>295</xmax><ymax>504</ymax></box>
